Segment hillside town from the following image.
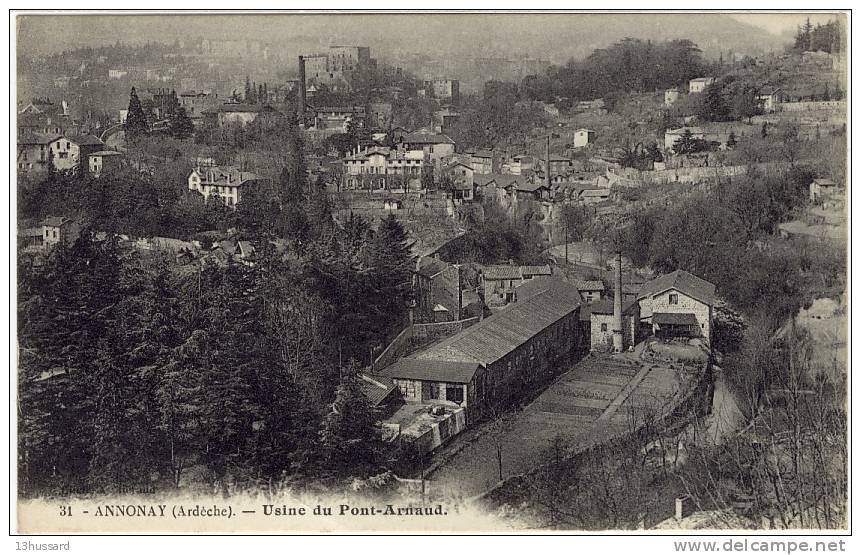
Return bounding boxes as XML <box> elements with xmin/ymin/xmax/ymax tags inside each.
<box><xmin>16</xmin><ymin>13</ymin><xmax>847</xmax><ymax>533</ymax></box>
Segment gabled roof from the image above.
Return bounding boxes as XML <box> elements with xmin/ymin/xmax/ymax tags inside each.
<box><xmin>18</xmin><ymin>131</ymin><xmax>61</xmax><ymax>145</ymax></box>
<box><xmin>414</xmin><ymin>280</ymin><xmax>581</xmax><ymax>366</ymax></box>
<box><xmin>203</xmin><ymin>103</ymin><xmax>280</xmax><ymax>114</ymax></box>
<box><xmin>521</xmin><ymin>265</ymin><xmax>552</xmax><ymax>276</ymax></box>
<box><xmin>192</xmin><ymin>165</ymin><xmax>262</xmax><ymax>187</ymax></box>
<box><xmin>359</xmin><ymin>373</ymin><xmax>398</xmax><ymax>406</ymax></box>
<box><xmin>637</xmin><ymin>270</ymin><xmax>716</xmax><ymax>306</ymax></box>
<box><xmin>401</xmin><ymin>132</ymin><xmax>455</xmax><ymax>145</ymax></box>
<box><xmin>67</xmin><ymin>134</ymin><xmax>104</xmax><ymax>147</ymax></box>
<box><xmin>89</xmin><ymin>150</ymin><xmax>122</xmax><ymax>157</ymax></box>
<box><xmin>812</xmin><ymin>178</ymin><xmax>837</xmax><ymax>187</ymax></box>
<box><xmin>666</xmin><ymin>126</ymin><xmax>704</xmax><ymax>135</ymax></box>
<box><xmin>580</xmin><ymin>188</ymin><xmax>610</xmax><ymax>197</ymax></box>
<box><xmin>416</xmin><ymin>256</ymin><xmax>452</xmax><ymax>279</ymax></box>
<box><xmin>378</xmin><ymin>358</ymin><xmax>482</xmax><ymax>384</ymax></box>
<box><xmin>575</xmin><ymin>280</ymin><xmax>605</xmax><ymax>291</ymax></box>
<box><xmin>41</xmin><ymin>216</ymin><xmax>71</xmax><ymax>227</ymax></box>
<box><xmin>482</xmin><ymin>265</ymin><xmax>522</xmax><ymax>280</ymax></box>
<box><xmin>516</xmin><ymin>181</ymin><xmax>550</xmax><ymax>193</ymax></box>
<box><xmin>513</xmin><ymin>275</ymin><xmax>559</xmax><ymax>301</ymax></box>
<box><xmin>474</xmin><ymin>173</ymin><xmax>521</xmax><ymax>189</ymax></box>
<box><xmin>472</xmin><ymin>149</ymin><xmax>494</xmax><ymax>159</ymax></box>
<box><xmin>444</xmin><ymin>161</ymin><xmax>473</xmax><ymax>172</ymax></box>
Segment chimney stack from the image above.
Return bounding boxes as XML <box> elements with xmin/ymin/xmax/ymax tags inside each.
<box><xmin>298</xmin><ymin>56</ymin><xmax>307</xmax><ymax>126</ymax></box>
<box><xmin>612</xmin><ymin>250</ymin><xmax>624</xmax><ymax>353</ymax></box>
<box><xmin>545</xmin><ymin>135</ymin><xmax>551</xmax><ymax>191</ymax></box>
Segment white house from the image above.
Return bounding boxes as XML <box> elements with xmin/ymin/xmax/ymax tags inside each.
<box><xmin>809</xmin><ymin>178</ymin><xmax>839</xmax><ymax>203</ymax></box>
<box><xmin>342</xmin><ymin>146</ymin><xmax>425</xmax><ymax>189</ymax></box>
<box><xmin>573</xmin><ymin>128</ymin><xmax>596</xmax><ymax>148</ymax></box>
<box><xmin>636</xmin><ymin>270</ymin><xmax>716</xmax><ymax>344</ymax></box>
<box><xmin>48</xmin><ymin>134</ymin><xmax>105</xmax><ymax>171</ymax></box>
<box><xmin>756</xmin><ymin>87</ymin><xmax>782</xmax><ymax>113</ymax></box>
<box><xmin>399</xmin><ymin>132</ymin><xmax>456</xmax><ymax>164</ymax></box>
<box><xmin>688</xmin><ymin>77</ymin><xmax>715</xmax><ymax>94</ymax></box>
<box><xmin>187</xmin><ymin>165</ymin><xmax>263</xmax><ymax>207</ymax></box>
<box><xmin>664</xmin><ymin>88</ymin><xmax>680</xmax><ymax>106</ymax></box>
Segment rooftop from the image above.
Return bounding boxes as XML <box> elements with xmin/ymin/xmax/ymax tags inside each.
<box><xmin>482</xmin><ymin>264</ymin><xmax>522</xmax><ymax>280</ymax></box>
<box><xmin>359</xmin><ymin>373</ymin><xmax>398</xmax><ymax>407</ymax></box>
<box><xmin>575</xmin><ymin>280</ymin><xmax>605</xmax><ymax>291</ymax></box>
<box><xmin>416</xmin><ymin>256</ymin><xmax>452</xmax><ymax>279</ymax></box>
<box><xmin>378</xmin><ymin>358</ymin><xmax>481</xmax><ymax>384</ymax></box>
<box><xmin>637</xmin><ymin>269</ymin><xmax>716</xmax><ymax>307</ymax></box>
<box><xmin>414</xmin><ymin>280</ymin><xmax>581</xmax><ymax>366</ymax></box>
<box><xmin>401</xmin><ymin>132</ymin><xmax>455</xmax><ymax>145</ymax></box>
<box><xmin>41</xmin><ymin>216</ymin><xmax>71</xmax><ymax>227</ymax></box>
<box><xmin>17</xmin><ymin>131</ymin><xmax>61</xmax><ymax>145</ymax></box>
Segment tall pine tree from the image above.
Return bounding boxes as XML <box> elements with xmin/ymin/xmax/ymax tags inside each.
<box><xmin>124</xmin><ymin>87</ymin><xmax>148</xmax><ymax>140</ymax></box>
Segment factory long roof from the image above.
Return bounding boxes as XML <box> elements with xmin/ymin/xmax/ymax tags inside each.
<box><xmin>413</xmin><ymin>280</ymin><xmax>581</xmax><ymax>366</ymax></box>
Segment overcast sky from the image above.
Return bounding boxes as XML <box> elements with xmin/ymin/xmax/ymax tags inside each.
<box><xmin>16</xmin><ymin>11</ymin><xmax>846</xmax><ymax>56</ymax></box>
<box><xmin>728</xmin><ymin>12</ymin><xmax>839</xmax><ymax>35</ymax></box>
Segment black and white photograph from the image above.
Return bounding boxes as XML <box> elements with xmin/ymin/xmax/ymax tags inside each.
<box><xmin>11</xmin><ymin>8</ymin><xmax>850</xmax><ymax>537</ymax></box>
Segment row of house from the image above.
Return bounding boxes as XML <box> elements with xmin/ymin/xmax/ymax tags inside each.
<box><xmin>17</xmin><ymin>131</ymin><xmax>121</xmax><ymax>177</ymax></box>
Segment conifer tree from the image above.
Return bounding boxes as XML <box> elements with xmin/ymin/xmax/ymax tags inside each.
<box><xmin>318</xmin><ymin>361</ymin><xmax>381</xmax><ymax>478</ymax></box>
<box><xmin>124</xmin><ymin>87</ymin><xmax>148</xmax><ymax>139</ymax></box>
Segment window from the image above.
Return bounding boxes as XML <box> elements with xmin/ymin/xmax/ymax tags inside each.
<box><xmin>59</xmin><ymin>152</ymin><xmax>68</xmax><ymax>159</ymax></box>
<box><xmin>446</xmin><ymin>384</ymin><xmax>464</xmax><ymax>404</ymax></box>
<box><xmin>600</xmin><ymin>323</ymin><xmax>608</xmax><ymax>332</ymax></box>
<box><xmin>66</xmin><ymin>142</ymin><xmax>70</xmax><ymax>149</ymax></box>
<box><xmin>669</xmin><ymin>293</ymin><xmax>679</xmax><ymax>305</ymax></box>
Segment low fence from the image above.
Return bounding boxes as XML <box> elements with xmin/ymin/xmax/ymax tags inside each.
<box><xmin>776</xmin><ymin>100</ymin><xmax>846</xmax><ymax>113</ymax></box>
<box><xmin>371</xmin><ymin>326</ymin><xmax>414</xmax><ymax>372</ymax></box>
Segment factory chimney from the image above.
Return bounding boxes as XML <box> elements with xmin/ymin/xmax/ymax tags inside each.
<box><xmin>298</xmin><ymin>56</ymin><xmax>307</xmax><ymax>127</ymax></box>
<box><xmin>545</xmin><ymin>135</ymin><xmax>551</xmax><ymax>191</ymax></box>
<box><xmin>612</xmin><ymin>250</ymin><xmax>624</xmax><ymax>353</ymax></box>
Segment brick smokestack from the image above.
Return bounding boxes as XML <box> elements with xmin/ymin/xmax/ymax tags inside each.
<box><xmin>298</xmin><ymin>56</ymin><xmax>306</xmax><ymax>126</ymax></box>
<box><xmin>613</xmin><ymin>250</ymin><xmax>624</xmax><ymax>352</ymax></box>
<box><xmin>545</xmin><ymin>135</ymin><xmax>551</xmax><ymax>191</ymax></box>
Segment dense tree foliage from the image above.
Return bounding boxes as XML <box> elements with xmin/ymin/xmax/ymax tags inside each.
<box><xmin>619</xmin><ymin>166</ymin><xmax>843</xmax><ymax>328</ymax></box>
<box><xmin>522</xmin><ymin>39</ymin><xmax>713</xmax><ymax>104</ymax></box>
<box><xmin>18</xmin><ymin>201</ymin><xmax>416</xmax><ymax>494</ymax></box>
<box><xmin>792</xmin><ymin>18</ymin><xmax>842</xmax><ymax>53</ymax></box>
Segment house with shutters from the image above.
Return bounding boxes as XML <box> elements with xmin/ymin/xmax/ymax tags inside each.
<box><xmin>399</xmin><ymin>132</ymin><xmax>456</xmax><ymax>164</ymax></box>
<box><xmin>47</xmin><ymin>134</ymin><xmax>105</xmax><ymax>171</ymax></box>
<box><xmin>187</xmin><ymin>164</ymin><xmax>266</xmax><ymax>207</ymax></box>
<box><xmin>481</xmin><ymin>263</ymin><xmax>552</xmax><ymax>307</ymax></box>
<box><xmin>17</xmin><ymin>132</ymin><xmax>60</xmax><ymax>176</ymax></box>
<box><xmin>636</xmin><ymin>270</ymin><xmax>716</xmax><ymax>344</ymax></box>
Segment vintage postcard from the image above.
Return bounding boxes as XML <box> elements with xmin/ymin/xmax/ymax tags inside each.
<box><xmin>12</xmin><ymin>9</ymin><xmax>849</xmax><ymax>535</ymax></box>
